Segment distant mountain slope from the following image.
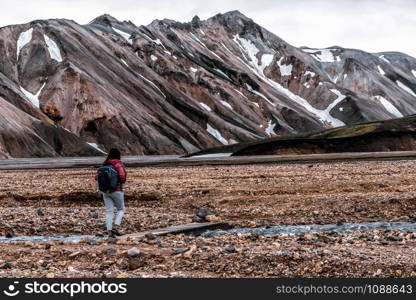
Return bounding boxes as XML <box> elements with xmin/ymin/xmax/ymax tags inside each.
<box><xmin>1</xmin><ymin>11</ymin><xmax>416</xmax><ymax>157</ymax></box>
<box><xmin>188</xmin><ymin>114</ymin><xmax>416</xmax><ymax>157</ymax></box>
<box><xmin>0</xmin><ymin>95</ymin><xmax>100</xmax><ymax>158</ymax></box>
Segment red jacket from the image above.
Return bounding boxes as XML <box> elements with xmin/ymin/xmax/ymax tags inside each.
<box><xmin>95</xmin><ymin>159</ymin><xmax>127</xmax><ymax>191</ymax></box>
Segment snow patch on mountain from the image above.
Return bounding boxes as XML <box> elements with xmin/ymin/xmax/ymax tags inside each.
<box><xmin>277</xmin><ymin>57</ymin><xmax>293</xmax><ymax>76</ymax></box>
<box><xmin>153</xmin><ymin>38</ymin><xmax>165</xmax><ymax>48</ymax></box>
<box><xmin>221</xmin><ymin>42</ymin><xmax>234</xmax><ymax>55</ymax></box>
<box><xmin>233</xmin><ymin>35</ymin><xmax>275</xmax><ymax>76</ymax></box>
<box><xmin>326</xmin><ymin>89</ymin><xmax>347</xmax><ymax>113</ymax></box>
<box><xmin>412</xmin><ymin>70</ymin><xmax>416</xmax><ymax>78</ymax></box>
<box><xmin>142</xmin><ymin>33</ymin><xmax>166</xmax><ymax>49</ymax></box>
<box><xmin>397</xmin><ymin>81</ymin><xmax>416</xmax><ymax>97</ymax></box>
<box><xmin>234</xmin><ymin>36</ymin><xmax>345</xmax><ymax>126</ymax></box>
<box><xmin>234</xmin><ymin>89</ymin><xmax>248</xmax><ymax>99</ymax></box>
<box><xmin>20</xmin><ymin>83</ymin><xmax>46</xmax><ymax>108</ymax></box>
<box><xmin>87</xmin><ymin>143</ymin><xmax>106</xmax><ymax>154</ymax></box>
<box><xmin>233</xmin><ymin>35</ymin><xmax>258</xmax><ymax>63</ymax></box>
<box><xmin>265</xmin><ymin>120</ymin><xmax>276</xmax><ymax>136</ymax></box>
<box><xmin>329</xmin><ymin>74</ymin><xmax>339</xmax><ymax>83</ymax></box>
<box><xmin>199</xmin><ymin>102</ymin><xmax>212</xmax><ymax>112</ymax></box>
<box><xmin>262</xmin><ymin>69</ymin><xmax>344</xmax><ymax>126</ymax></box>
<box><xmin>192</xmin><ymin>153</ymin><xmax>233</xmax><ymax>158</ymax></box>
<box><xmin>220</xmin><ymin>100</ymin><xmax>233</xmax><ymax>110</ymax></box>
<box><xmin>260</xmin><ymin>86</ymin><xmax>344</xmax><ymax>128</ymax></box>
<box><xmin>207</xmin><ymin>124</ymin><xmax>228</xmax><ymax>145</ymax></box>
<box><xmin>234</xmin><ymin>39</ymin><xmax>264</xmax><ymax>76</ymax></box>
<box><xmin>43</xmin><ymin>34</ymin><xmax>63</xmax><ymax>62</ymax></box>
<box><xmin>190</xmin><ymin>67</ymin><xmax>198</xmax><ymax>72</ymax></box>
<box><xmin>120</xmin><ymin>59</ymin><xmax>128</xmax><ymax>66</ymax></box>
<box><xmin>379</xmin><ymin>55</ymin><xmax>390</xmax><ymax>63</ymax></box>
<box><xmin>305</xmin><ymin>71</ymin><xmax>315</xmax><ymax>77</ymax></box>
<box><xmin>190</xmin><ymin>32</ymin><xmax>222</xmax><ymax>60</ymax></box>
<box><xmin>112</xmin><ymin>27</ymin><xmax>132</xmax><ymax>44</ymax></box>
<box><xmin>16</xmin><ymin>28</ymin><xmax>33</xmax><ymax>59</ymax></box>
<box><xmin>377</xmin><ymin>65</ymin><xmax>386</xmax><ymax>75</ymax></box>
<box><xmin>268</xmin><ymin>84</ymin><xmax>345</xmax><ymax>127</ymax></box>
<box><xmin>150</xmin><ymin>55</ymin><xmax>158</xmax><ymax>61</ymax></box>
<box><xmin>190</xmin><ymin>32</ymin><xmax>203</xmax><ymax>45</ymax></box>
<box><xmin>138</xmin><ymin>74</ymin><xmax>166</xmax><ymax>98</ymax></box>
<box><xmin>252</xmin><ymin>90</ymin><xmax>275</xmax><ymax>107</ymax></box>
<box><xmin>214</xmin><ymin>68</ymin><xmax>230</xmax><ymax>79</ymax></box>
<box><xmin>302</xmin><ymin>48</ymin><xmax>340</xmax><ymax>62</ymax></box>
<box><xmin>375</xmin><ymin>95</ymin><xmax>403</xmax><ymax>118</ymax></box>
<box><xmin>261</xmin><ymin>54</ymin><xmax>274</xmax><ymax>71</ymax></box>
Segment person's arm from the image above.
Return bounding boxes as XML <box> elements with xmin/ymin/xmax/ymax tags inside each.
<box><xmin>115</xmin><ymin>162</ymin><xmax>127</xmax><ymax>183</ymax></box>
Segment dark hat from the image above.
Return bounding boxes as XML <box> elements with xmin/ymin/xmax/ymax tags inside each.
<box><xmin>106</xmin><ymin>148</ymin><xmax>121</xmax><ymax>160</ymax></box>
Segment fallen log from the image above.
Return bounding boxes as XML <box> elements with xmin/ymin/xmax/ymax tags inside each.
<box><xmin>119</xmin><ymin>222</ymin><xmax>232</xmax><ymax>242</ymax></box>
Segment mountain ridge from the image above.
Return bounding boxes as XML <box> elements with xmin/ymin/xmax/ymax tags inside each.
<box><xmin>0</xmin><ymin>11</ymin><xmax>415</xmax><ymax>158</ymax></box>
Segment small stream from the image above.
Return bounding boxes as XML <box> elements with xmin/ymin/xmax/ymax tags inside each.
<box><xmin>0</xmin><ymin>235</ymin><xmax>101</xmax><ymax>244</ymax></box>
<box><xmin>201</xmin><ymin>221</ymin><xmax>416</xmax><ymax>238</ymax></box>
<box><xmin>1</xmin><ymin>222</ymin><xmax>416</xmax><ymax>243</ymax></box>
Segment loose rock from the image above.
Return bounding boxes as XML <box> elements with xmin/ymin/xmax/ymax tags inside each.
<box><xmin>5</xmin><ymin>230</ymin><xmax>15</xmax><ymax>238</ymax></box>
<box><xmin>196</xmin><ymin>208</ymin><xmax>215</xmax><ymax>219</ymax></box>
<box><xmin>224</xmin><ymin>245</ymin><xmax>236</xmax><ymax>253</ymax></box>
<box><xmin>106</xmin><ymin>248</ymin><xmax>117</xmax><ymax>255</ymax></box>
<box><xmin>127</xmin><ymin>248</ymin><xmax>141</xmax><ymax>257</ymax></box>
<box><xmin>145</xmin><ymin>233</ymin><xmax>156</xmax><ymax>240</ymax></box>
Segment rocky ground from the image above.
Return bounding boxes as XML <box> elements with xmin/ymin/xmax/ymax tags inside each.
<box><xmin>0</xmin><ymin>160</ymin><xmax>416</xmax><ymax>277</ymax></box>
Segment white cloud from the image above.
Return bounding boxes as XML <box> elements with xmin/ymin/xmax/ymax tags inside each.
<box><xmin>1</xmin><ymin>0</ymin><xmax>415</xmax><ymax>57</ymax></box>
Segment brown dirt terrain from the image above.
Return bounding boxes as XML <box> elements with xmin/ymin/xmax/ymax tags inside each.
<box><xmin>0</xmin><ymin>160</ymin><xmax>416</xmax><ymax>277</ymax></box>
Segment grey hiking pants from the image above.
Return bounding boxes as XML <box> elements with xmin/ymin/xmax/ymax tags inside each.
<box><xmin>102</xmin><ymin>191</ymin><xmax>125</xmax><ymax>231</ymax></box>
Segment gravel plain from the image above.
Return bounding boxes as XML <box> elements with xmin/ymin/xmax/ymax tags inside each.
<box><xmin>0</xmin><ymin>160</ymin><xmax>415</xmax><ymax>277</ymax></box>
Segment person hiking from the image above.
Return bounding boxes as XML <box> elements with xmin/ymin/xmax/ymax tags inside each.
<box><xmin>95</xmin><ymin>148</ymin><xmax>127</xmax><ymax>237</ymax></box>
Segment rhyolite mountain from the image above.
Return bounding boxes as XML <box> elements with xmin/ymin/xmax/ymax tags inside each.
<box><xmin>1</xmin><ymin>10</ymin><xmax>416</xmax><ymax>158</ymax></box>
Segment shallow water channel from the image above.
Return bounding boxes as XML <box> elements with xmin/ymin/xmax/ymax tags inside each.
<box><xmin>0</xmin><ymin>235</ymin><xmax>100</xmax><ymax>244</ymax></box>
<box><xmin>201</xmin><ymin>221</ymin><xmax>416</xmax><ymax>238</ymax></box>
<box><xmin>0</xmin><ymin>222</ymin><xmax>415</xmax><ymax>243</ymax></box>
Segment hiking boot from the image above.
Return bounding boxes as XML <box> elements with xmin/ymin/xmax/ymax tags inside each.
<box><xmin>111</xmin><ymin>228</ymin><xmax>123</xmax><ymax>236</ymax></box>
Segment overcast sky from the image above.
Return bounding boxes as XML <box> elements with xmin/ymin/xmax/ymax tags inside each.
<box><xmin>1</xmin><ymin>0</ymin><xmax>415</xmax><ymax>57</ymax></box>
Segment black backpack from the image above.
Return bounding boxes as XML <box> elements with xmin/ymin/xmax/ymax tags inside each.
<box><xmin>97</xmin><ymin>165</ymin><xmax>119</xmax><ymax>193</ymax></box>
